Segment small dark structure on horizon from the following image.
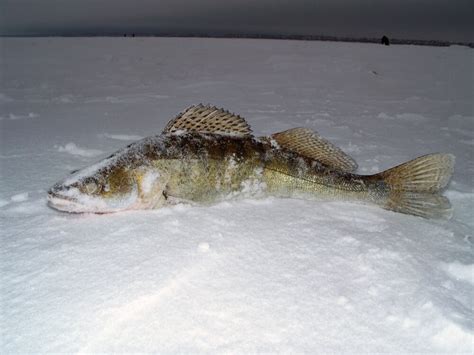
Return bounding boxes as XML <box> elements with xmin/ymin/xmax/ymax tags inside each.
<box><xmin>381</xmin><ymin>35</ymin><xmax>390</xmax><ymax>45</ymax></box>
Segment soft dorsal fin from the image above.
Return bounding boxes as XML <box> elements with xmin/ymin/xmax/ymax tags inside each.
<box><xmin>271</xmin><ymin>128</ymin><xmax>358</xmax><ymax>172</ymax></box>
<box><xmin>163</xmin><ymin>104</ymin><xmax>253</xmax><ymax>137</ymax></box>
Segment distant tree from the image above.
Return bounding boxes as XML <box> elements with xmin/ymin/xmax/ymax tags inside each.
<box><xmin>381</xmin><ymin>35</ymin><xmax>390</xmax><ymax>46</ymax></box>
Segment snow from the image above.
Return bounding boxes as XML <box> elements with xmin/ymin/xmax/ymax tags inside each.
<box><xmin>10</xmin><ymin>192</ymin><xmax>29</xmax><ymax>202</ymax></box>
<box><xmin>442</xmin><ymin>261</ymin><xmax>474</xmax><ymax>284</ymax></box>
<box><xmin>0</xmin><ymin>112</ymin><xmax>38</xmax><ymax>121</ymax></box>
<box><xmin>55</xmin><ymin>142</ymin><xmax>103</xmax><ymax>157</ymax></box>
<box><xmin>1</xmin><ymin>37</ymin><xmax>473</xmax><ymax>352</ymax></box>
<box><xmin>141</xmin><ymin>170</ymin><xmax>161</xmax><ymax>194</ymax></box>
<box><xmin>98</xmin><ymin>133</ymin><xmax>144</xmax><ymax>141</ymax></box>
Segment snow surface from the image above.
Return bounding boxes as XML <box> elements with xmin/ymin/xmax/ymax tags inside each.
<box><xmin>55</xmin><ymin>142</ymin><xmax>103</xmax><ymax>157</ymax></box>
<box><xmin>1</xmin><ymin>37</ymin><xmax>473</xmax><ymax>352</ymax></box>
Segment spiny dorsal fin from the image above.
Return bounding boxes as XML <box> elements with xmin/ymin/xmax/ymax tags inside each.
<box><xmin>163</xmin><ymin>104</ymin><xmax>253</xmax><ymax>137</ymax></box>
<box><xmin>271</xmin><ymin>128</ymin><xmax>358</xmax><ymax>172</ymax></box>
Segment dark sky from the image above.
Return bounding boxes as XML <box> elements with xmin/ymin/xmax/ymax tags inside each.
<box><xmin>1</xmin><ymin>0</ymin><xmax>473</xmax><ymax>42</ymax></box>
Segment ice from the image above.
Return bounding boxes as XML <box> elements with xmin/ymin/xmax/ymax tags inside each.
<box><xmin>0</xmin><ymin>37</ymin><xmax>472</xmax><ymax>353</ymax></box>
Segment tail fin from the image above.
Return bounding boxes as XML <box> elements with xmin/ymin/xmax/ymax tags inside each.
<box><xmin>374</xmin><ymin>154</ymin><xmax>455</xmax><ymax>219</ymax></box>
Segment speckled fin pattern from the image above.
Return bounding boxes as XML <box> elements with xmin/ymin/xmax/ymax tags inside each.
<box><xmin>162</xmin><ymin>104</ymin><xmax>253</xmax><ymax>137</ymax></box>
<box><xmin>272</xmin><ymin>127</ymin><xmax>358</xmax><ymax>172</ymax></box>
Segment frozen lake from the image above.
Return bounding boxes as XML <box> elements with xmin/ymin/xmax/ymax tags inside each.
<box><xmin>1</xmin><ymin>37</ymin><xmax>472</xmax><ymax>352</ymax></box>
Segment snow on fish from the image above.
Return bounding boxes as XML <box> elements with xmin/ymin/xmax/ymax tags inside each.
<box><xmin>48</xmin><ymin>105</ymin><xmax>455</xmax><ymax>218</ymax></box>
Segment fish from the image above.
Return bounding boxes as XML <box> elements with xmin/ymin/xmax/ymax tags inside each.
<box><xmin>48</xmin><ymin>104</ymin><xmax>455</xmax><ymax>218</ymax></box>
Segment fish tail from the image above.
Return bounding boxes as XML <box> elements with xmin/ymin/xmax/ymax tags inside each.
<box><xmin>373</xmin><ymin>153</ymin><xmax>455</xmax><ymax>219</ymax></box>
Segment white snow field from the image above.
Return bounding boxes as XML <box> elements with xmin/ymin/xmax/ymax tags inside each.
<box><xmin>1</xmin><ymin>38</ymin><xmax>473</xmax><ymax>352</ymax></box>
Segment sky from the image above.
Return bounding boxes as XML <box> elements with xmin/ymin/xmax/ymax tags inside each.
<box><xmin>0</xmin><ymin>0</ymin><xmax>473</xmax><ymax>42</ymax></box>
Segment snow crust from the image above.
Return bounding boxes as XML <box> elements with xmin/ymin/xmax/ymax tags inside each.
<box><xmin>0</xmin><ymin>37</ymin><xmax>472</xmax><ymax>352</ymax></box>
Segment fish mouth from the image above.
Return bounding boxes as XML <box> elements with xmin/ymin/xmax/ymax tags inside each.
<box><xmin>47</xmin><ymin>191</ymin><xmax>109</xmax><ymax>214</ymax></box>
<box><xmin>47</xmin><ymin>189</ymin><xmax>136</xmax><ymax>214</ymax></box>
<box><xmin>47</xmin><ymin>184</ymin><xmax>143</xmax><ymax>214</ymax></box>
<box><xmin>47</xmin><ymin>192</ymin><xmax>88</xmax><ymax>213</ymax></box>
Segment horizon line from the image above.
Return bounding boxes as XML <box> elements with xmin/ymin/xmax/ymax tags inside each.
<box><xmin>1</xmin><ymin>32</ymin><xmax>472</xmax><ymax>48</ymax></box>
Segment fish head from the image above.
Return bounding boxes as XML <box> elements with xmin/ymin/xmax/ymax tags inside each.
<box><xmin>48</xmin><ymin>161</ymin><xmax>138</xmax><ymax>213</ymax></box>
<box><xmin>48</xmin><ymin>159</ymin><xmax>167</xmax><ymax>213</ymax></box>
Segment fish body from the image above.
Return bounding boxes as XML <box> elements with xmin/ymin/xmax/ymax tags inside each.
<box><xmin>48</xmin><ymin>105</ymin><xmax>454</xmax><ymax>218</ymax></box>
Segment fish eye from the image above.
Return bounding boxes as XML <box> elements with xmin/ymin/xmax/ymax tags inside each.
<box><xmin>84</xmin><ymin>180</ymin><xmax>99</xmax><ymax>194</ymax></box>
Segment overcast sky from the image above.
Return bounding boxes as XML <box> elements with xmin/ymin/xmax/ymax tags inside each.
<box><xmin>1</xmin><ymin>0</ymin><xmax>472</xmax><ymax>42</ymax></box>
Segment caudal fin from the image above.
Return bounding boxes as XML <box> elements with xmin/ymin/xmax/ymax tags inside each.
<box><xmin>375</xmin><ymin>154</ymin><xmax>455</xmax><ymax>219</ymax></box>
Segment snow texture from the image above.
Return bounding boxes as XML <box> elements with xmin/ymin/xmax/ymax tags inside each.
<box><xmin>55</xmin><ymin>142</ymin><xmax>103</xmax><ymax>157</ymax></box>
<box><xmin>98</xmin><ymin>133</ymin><xmax>144</xmax><ymax>141</ymax></box>
<box><xmin>0</xmin><ymin>38</ymin><xmax>473</xmax><ymax>353</ymax></box>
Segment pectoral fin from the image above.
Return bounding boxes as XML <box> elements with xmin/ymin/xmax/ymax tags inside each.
<box><xmin>271</xmin><ymin>127</ymin><xmax>358</xmax><ymax>172</ymax></box>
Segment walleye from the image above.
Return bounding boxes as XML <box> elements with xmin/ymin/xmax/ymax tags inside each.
<box><xmin>48</xmin><ymin>105</ymin><xmax>455</xmax><ymax>218</ymax></box>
